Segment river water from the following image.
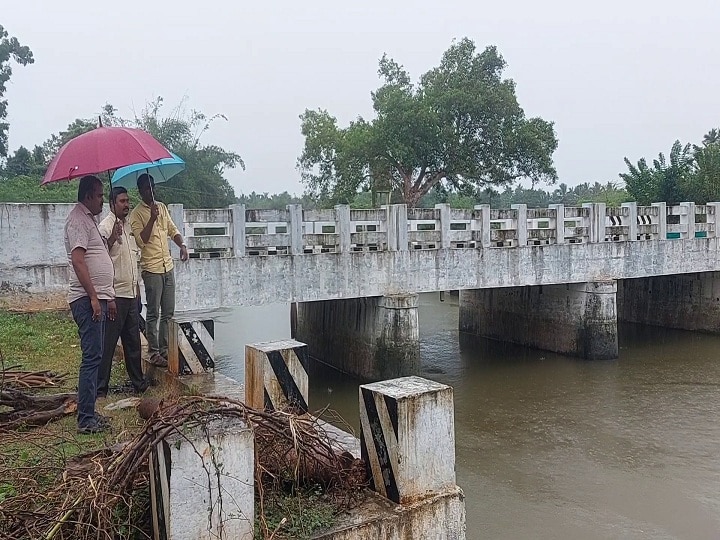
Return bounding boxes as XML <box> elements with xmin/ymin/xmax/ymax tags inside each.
<box><xmin>213</xmin><ymin>294</ymin><xmax>720</xmax><ymax>539</ymax></box>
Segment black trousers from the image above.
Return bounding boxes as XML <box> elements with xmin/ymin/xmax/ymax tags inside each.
<box><xmin>98</xmin><ymin>297</ymin><xmax>146</xmax><ymax>395</ymax></box>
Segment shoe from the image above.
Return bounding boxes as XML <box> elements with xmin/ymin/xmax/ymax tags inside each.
<box><xmin>78</xmin><ymin>419</ymin><xmax>108</xmax><ymax>434</ymax></box>
<box><xmin>149</xmin><ymin>353</ymin><xmax>168</xmax><ymax>368</ymax></box>
<box><xmin>94</xmin><ymin>413</ymin><xmax>111</xmax><ymax>427</ymax></box>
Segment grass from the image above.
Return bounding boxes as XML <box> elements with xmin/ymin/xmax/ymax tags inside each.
<box><xmin>256</xmin><ymin>485</ymin><xmax>339</xmax><ymax>539</ymax></box>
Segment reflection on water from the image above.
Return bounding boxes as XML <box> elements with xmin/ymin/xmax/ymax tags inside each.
<box><xmin>215</xmin><ymin>294</ymin><xmax>720</xmax><ymax>539</ymax></box>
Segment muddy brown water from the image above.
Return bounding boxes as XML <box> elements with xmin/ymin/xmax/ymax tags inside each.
<box><xmin>213</xmin><ymin>294</ymin><xmax>720</xmax><ymax>539</ymax></box>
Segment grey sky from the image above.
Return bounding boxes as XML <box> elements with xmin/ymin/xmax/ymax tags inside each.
<box><xmin>4</xmin><ymin>0</ymin><xmax>720</xmax><ymax>196</ymax></box>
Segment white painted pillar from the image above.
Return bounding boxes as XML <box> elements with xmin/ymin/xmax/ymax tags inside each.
<box><xmin>549</xmin><ymin>204</ymin><xmax>565</xmax><ymax>245</ymax></box>
<box><xmin>334</xmin><ymin>204</ymin><xmax>351</xmax><ymax>253</ymax></box>
<box><xmin>435</xmin><ymin>203</ymin><xmax>451</xmax><ymax>249</ymax></box>
<box><xmin>651</xmin><ymin>202</ymin><xmax>667</xmax><ymax>240</ymax></box>
<box><xmin>150</xmin><ymin>417</ymin><xmax>254</xmax><ymax>540</ymax></box>
<box><xmin>245</xmin><ymin>339</ymin><xmax>309</xmax><ymax>412</ymax></box>
<box><xmin>511</xmin><ymin>204</ymin><xmax>527</xmax><ymax>246</ymax></box>
<box><xmin>387</xmin><ymin>204</ymin><xmax>408</xmax><ymax>252</ymax></box>
<box><xmin>680</xmin><ymin>201</ymin><xmax>696</xmax><ymax>239</ymax></box>
<box><xmin>474</xmin><ymin>204</ymin><xmax>491</xmax><ymax>248</ymax></box>
<box><xmin>167</xmin><ymin>319</ymin><xmax>215</xmax><ymax>375</ymax></box>
<box><xmin>287</xmin><ymin>204</ymin><xmax>304</xmax><ymax>255</ymax></box>
<box><xmin>168</xmin><ymin>203</ymin><xmax>184</xmax><ymax>259</ymax></box>
<box><xmin>707</xmin><ymin>202</ymin><xmax>720</xmax><ymax>238</ymax></box>
<box><xmin>583</xmin><ymin>203</ymin><xmax>606</xmax><ymax>243</ymax></box>
<box><xmin>360</xmin><ymin>376</ymin><xmax>455</xmax><ymax>504</ymax></box>
<box><xmin>230</xmin><ymin>203</ymin><xmax>246</xmax><ymax>257</ymax></box>
<box><xmin>622</xmin><ymin>201</ymin><xmax>638</xmax><ymax>241</ymax></box>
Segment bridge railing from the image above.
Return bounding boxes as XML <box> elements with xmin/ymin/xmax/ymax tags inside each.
<box><xmin>167</xmin><ymin>201</ymin><xmax>720</xmax><ymax>258</ymax></box>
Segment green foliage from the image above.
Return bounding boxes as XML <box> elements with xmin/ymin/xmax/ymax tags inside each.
<box><xmin>0</xmin><ymin>24</ymin><xmax>34</xmax><ymax>158</ymax></box>
<box><xmin>122</xmin><ymin>98</ymin><xmax>244</xmax><ymax>208</ymax></box>
<box><xmin>299</xmin><ymin>38</ymin><xmax>558</xmax><ymax>207</ymax></box>
<box><xmin>237</xmin><ymin>191</ymin><xmax>315</xmax><ymax>210</ymax></box>
<box><xmin>0</xmin><ymin>174</ymin><xmax>78</xmax><ymax>202</ymax></box>
<box><xmin>255</xmin><ymin>485</ymin><xmax>337</xmax><ymax>539</ymax></box>
<box><xmin>620</xmin><ymin>132</ymin><xmax>720</xmax><ymax>205</ymax></box>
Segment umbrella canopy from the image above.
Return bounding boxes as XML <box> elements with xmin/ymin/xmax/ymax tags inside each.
<box><xmin>111</xmin><ymin>152</ymin><xmax>185</xmax><ymax>189</ymax></box>
<box><xmin>42</xmin><ymin>127</ymin><xmax>172</xmax><ymax>184</ymax></box>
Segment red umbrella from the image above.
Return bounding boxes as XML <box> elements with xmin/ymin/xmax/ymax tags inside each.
<box><xmin>42</xmin><ymin>127</ymin><xmax>172</xmax><ymax>184</ymax></box>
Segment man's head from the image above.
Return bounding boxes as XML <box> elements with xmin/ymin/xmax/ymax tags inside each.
<box><xmin>137</xmin><ymin>173</ymin><xmax>155</xmax><ymax>205</ymax></box>
<box><xmin>110</xmin><ymin>186</ymin><xmax>130</xmax><ymax>219</ymax></box>
<box><xmin>77</xmin><ymin>175</ymin><xmax>104</xmax><ymax>216</ymax></box>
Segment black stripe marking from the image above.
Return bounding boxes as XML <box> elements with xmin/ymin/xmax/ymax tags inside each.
<box><xmin>361</xmin><ymin>387</ymin><xmax>400</xmax><ymax>503</ymax></box>
<box><xmin>383</xmin><ymin>395</ymin><xmax>399</xmax><ymax>439</ymax></box>
<box><xmin>266</xmin><ymin>350</ymin><xmax>308</xmax><ymax>412</ymax></box>
<box><xmin>180</xmin><ymin>323</ymin><xmax>215</xmax><ymax>370</ymax></box>
<box><xmin>201</xmin><ymin>319</ymin><xmax>214</xmax><ymax>336</ymax></box>
<box><xmin>264</xmin><ymin>389</ymin><xmax>274</xmax><ymax>411</ymax></box>
<box><xmin>293</xmin><ymin>345</ymin><xmax>310</xmax><ymax>373</ymax></box>
<box><xmin>359</xmin><ymin>429</ymin><xmax>375</xmax><ymax>492</ymax></box>
<box><xmin>178</xmin><ymin>349</ymin><xmax>191</xmax><ymax>375</ymax></box>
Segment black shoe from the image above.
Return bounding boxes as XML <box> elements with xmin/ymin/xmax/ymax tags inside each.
<box><xmin>149</xmin><ymin>353</ymin><xmax>168</xmax><ymax>368</ymax></box>
<box><xmin>78</xmin><ymin>419</ymin><xmax>108</xmax><ymax>434</ymax></box>
<box><xmin>94</xmin><ymin>413</ymin><xmax>111</xmax><ymax>428</ymax></box>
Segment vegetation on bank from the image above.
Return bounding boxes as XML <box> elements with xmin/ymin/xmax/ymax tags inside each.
<box><xmin>0</xmin><ymin>311</ymin><xmax>350</xmax><ymax>539</ymax></box>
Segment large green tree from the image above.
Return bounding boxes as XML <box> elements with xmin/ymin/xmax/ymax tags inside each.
<box><xmin>298</xmin><ymin>38</ymin><xmax>558</xmax><ymax>207</ymax></box>
<box><xmin>0</xmin><ymin>25</ymin><xmax>34</xmax><ymax>158</ymax></box>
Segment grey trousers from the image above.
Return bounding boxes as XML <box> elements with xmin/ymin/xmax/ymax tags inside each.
<box><xmin>142</xmin><ymin>269</ymin><xmax>175</xmax><ymax>357</ymax></box>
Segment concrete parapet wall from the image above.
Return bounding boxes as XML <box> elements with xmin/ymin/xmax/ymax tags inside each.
<box><xmin>459</xmin><ymin>281</ymin><xmax>619</xmax><ymax>359</ymax></box>
<box><xmin>619</xmin><ymin>272</ymin><xmax>720</xmax><ymax>332</ymax></box>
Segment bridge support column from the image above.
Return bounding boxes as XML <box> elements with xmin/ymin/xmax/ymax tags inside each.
<box><xmin>295</xmin><ymin>294</ymin><xmax>420</xmax><ymax>380</ymax></box>
<box><xmin>459</xmin><ymin>281</ymin><xmax>618</xmax><ymax>360</ymax></box>
<box><xmin>619</xmin><ymin>272</ymin><xmax>720</xmax><ymax>332</ymax></box>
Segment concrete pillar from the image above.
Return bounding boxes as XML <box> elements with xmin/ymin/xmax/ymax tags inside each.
<box><xmin>387</xmin><ymin>204</ymin><xmax>408</xmax><ymax>252</ymax></box>
<box><xmin>459</xmin><ymin>281</ymin><xmax>618</xmax><ymax>360</ymax></box>
<box><xmin>359</xmin><ymin>376</ymin><xmax>455</xmax><ymax>504</ymax></box>
<box><xmin>707</xmin><ymin>202</ymin><xmax>720</xmax><ymax>238</ymax></box>
<box><xmin>295</xmin><ymin>294</ymin><xmax>420</xmax><ymax>380</ymax></box>
<box><xmin>680</xmin><ymin>201</ymin><xmax>696</xmax><ymax>239</ymax></box>
<box><xmin>622</xmin><ymin>201</ymin><xmax>638</xmax><ymax>241</ymax></box>
<box><xmin>287</xmin><ymin>204</ymin><xmax>304</xmax><ymax>255</ymax></box>
<box><xmin>245</xmin><ymin>339</ymin><xmax>309</xmax><ymax>412</ymax></box>
<box><xmin>618</xmin><ymin>272</ymin><xmax>720</xmax><ymax>332</ymax></box>
<box><xmin>435</xmin><ymin>203</ymin><xmax>451</xmax><ymax>249</ymax></box>
<box><xmin>549</xmin><ymin>204</ymin><xmax>565</xmax><ymax>244</ymax></box>
<box><xmin>511</xmin><ymin>204</ymin><xmax>527</xmax><ymax>246</ymax></box>
<box><xmin>167</xmin><ymin>318</ymin><xmax>215</xmax><ymax>375</ymax></box>
<box><xmin>651</xmin><ymin>202</ymin><xmax>667</xmax><ymax>240</ymax></box>
<box><xmin>230</xmin><ymin>203</ymin><xmax>246</xmax><ymax>257</ymax></box>
<box><xmin>149</xmin><ymin>417</ymin><xmax>254</xmax><ymax>540</ymax></box>
<box><xmin>473</xmin><ymin>204</ymin><xmax>491</xmax><ymax>248</ymax></box>
<box><xmin>334</xmin><ymin>204</ymin><xmax>351</xmax><ymax>253</ymax></box>
<box><xmin>168</xmin><ymin>203</ymin><xmax>184</xmax><ymax>259</ymax></box>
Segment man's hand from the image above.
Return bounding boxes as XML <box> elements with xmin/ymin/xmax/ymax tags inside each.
<box><xmin>150</xmin><ymin>203</ymin><xmax>159</xmax><ymax>221</ymax></box>
<box><xmin>180</xmin><ymin>245</ymin><xmax>189</xmax><ymax>262</ymax></box>
<box><xmin>112</xmin><ymin>220</ymin><xmax>123</xmax><ymax>241</ymax></box>
<box><xmin>108</xmin><ymin>299</ymin><xmax>117</xmax><ymax>321</ymax></box>
<box><xmin>91</xmin><ymin>297</ymin><xmax>102</xmax><ymax>322</ymax></box>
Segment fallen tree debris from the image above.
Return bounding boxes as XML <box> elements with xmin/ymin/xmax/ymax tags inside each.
<box><xmin>0</xmin><ymin>389</ymin><xmax>77</xmax><ymax>431</ymax></box>
<box><xmin>0</xmin><ymin>369</ymin><xmax>67</xmax><ymax>389</ymax></box>
<box><xmin>0</xmin><ymin>395</ymin><xmax>367</xmax><ymax>540</ymax></box>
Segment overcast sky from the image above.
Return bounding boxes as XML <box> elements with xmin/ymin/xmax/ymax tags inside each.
<box><xmin>4</xmin><ymin>0</ymin><xmax>720</xmax><ymax>196</ymax></box>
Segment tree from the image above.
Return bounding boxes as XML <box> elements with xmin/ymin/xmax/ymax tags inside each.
<box><xmin>0</xmin><ymin>25</ymin><xmax>34</xmax><ymax>158</ymax></box>
<box><xmin>298</xmin><ymin>38</ymin><xmax>558</xmax><ymax>207</ymax></box>
<box><xmin>620</xmin><ymin>140</ymin><xmax>694</xmax><ymax>205</ymax></box>
<box><xmin>129</xmin><ymin>98</ymin><xmax>244</xmax><ymax>208</ymax></box>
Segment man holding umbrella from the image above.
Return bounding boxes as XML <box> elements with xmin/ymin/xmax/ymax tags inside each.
<box><xmin>130</xmin><ymin>173</ymin><xmax>188</xmax><ymax>367</ymax></box>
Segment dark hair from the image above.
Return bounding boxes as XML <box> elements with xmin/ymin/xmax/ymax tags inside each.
<box><xmin>137</xmin><ymin>173</ymin><xmax>155</xmax><ymax>189</ymax></box>
<box><xmin>77</xmin><ymin>175</ymin><xmax>102</xmax><ymax>202</ymax></box>
<box><xmin>110</xmin><ymin>186</ymin><xmax>128</xmax><ymax>204</ymax></box>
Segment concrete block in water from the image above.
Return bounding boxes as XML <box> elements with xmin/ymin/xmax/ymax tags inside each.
<box><xmin>245</xmin><ymin>339</ymin><xmax>309</xmax><ymax>412</ymax></box>
<box><xmin>359</xmin><ymin>376</ymin><xmax>456</xmax><ymax>504</ymax></box>
<box><xmin>167</xmin><ymin>318</ymin><xmax>215</xmax><ymax>375</ymax></box>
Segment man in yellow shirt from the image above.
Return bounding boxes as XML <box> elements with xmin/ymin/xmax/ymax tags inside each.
<box><xmin>129</xmin><ymin>174</ymin><xmax>188</xmax><ymax>367</ymax></box>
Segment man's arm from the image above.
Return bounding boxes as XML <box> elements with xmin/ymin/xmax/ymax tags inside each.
<box><xmin>139</xmin><ymin>204</ymin><xmax>159</xmax><ymax>244</ymax></box>
<box><xmin>71</xmin><ymin>248</ymin><xmax>101</xmax><ymax>320</ymax></box>
<box><xmin>172</xmin><ymin>233</ymin><xmax>189</xmax><ymax>262</ymax></box>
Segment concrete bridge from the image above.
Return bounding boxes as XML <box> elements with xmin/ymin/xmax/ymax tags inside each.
<box><xmin>3</xmin><ymin>201</ymin><xmax>720</xmax><ymax>378</ymax></box>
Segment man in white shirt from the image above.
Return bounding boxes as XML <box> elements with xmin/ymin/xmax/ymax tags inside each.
<box><xmin>98</xmin><ymin>187</ymin><xmax>148</xmax><ymax>395</ymax></box>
